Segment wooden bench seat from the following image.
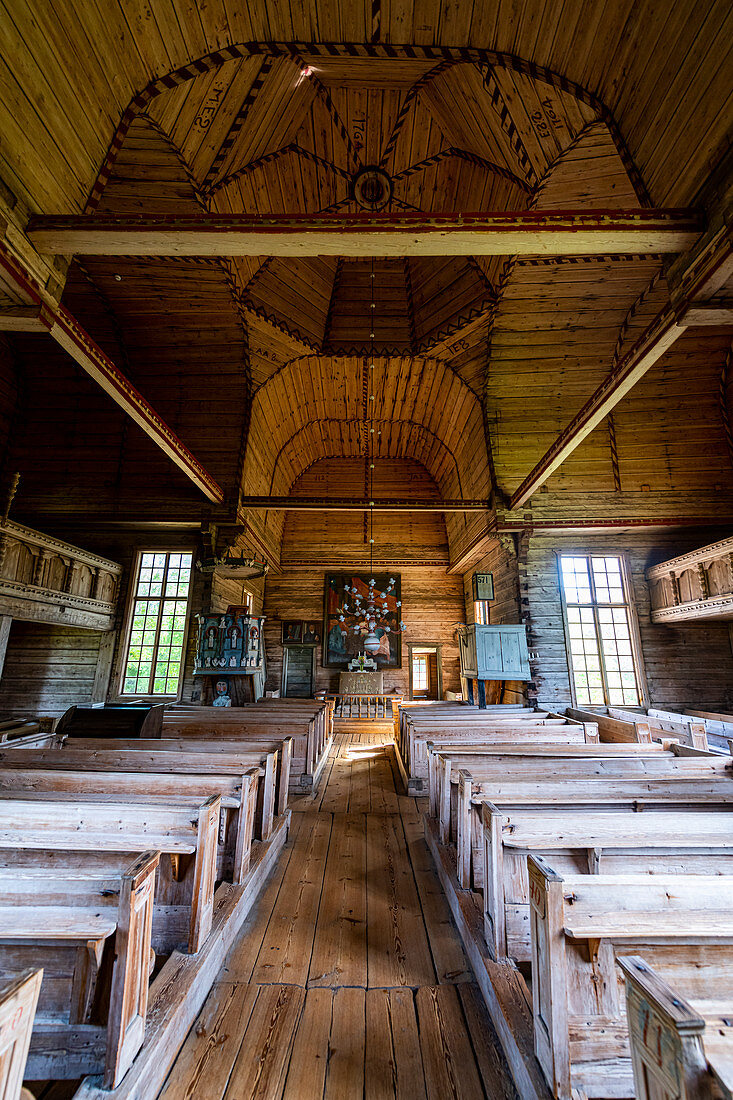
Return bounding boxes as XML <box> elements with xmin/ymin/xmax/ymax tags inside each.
<box><xmin>619</xmin><ymin>954</ymin><xmax>733</xmax><ymax>1099</ymax></box>
<box><xmin>0</xmin><ymin>969</ymin><xmax>42</xmax><ymax>1100</ymax></box>
<box><xmin>0</xmin><ymin>853</ymin><xmax>158</xmax><ymax>1088</ymax></box>
<box><xmin>163</xmin><ymin>702</ymin><xmax>332</xmax><ymax>790</ymax></box>
<box><xmin>21</xmin><ymin>737</ymin><xmax>293</xmax><ymax>818</ymax></box>
<box><xmin>0</xmin><ymin>796</ymin><xmax>219</xmax><ymax>954</ymax></box>
<box><xmin>396</xmin><ymin>713</ymin><xmax>597</xmax><ymax>793</ymax></box>
<box><xmin>0</xmin><ymin>764</ymin><xmax>262</xmax><ymax>884</ymax></box>
<box><xmin>442</xmin><ymin>754</ymin><xmax>733</xmax><ymax>893</ymax></box>
<box><xmin>528</xmin><ymin>858</ymin><xmax>733</xmax><ymax>1099</ymax></box>
<box><xmin>482</xmin><ymin>802</ymin><xmax>733</xmax><ymax>961</ymax></box>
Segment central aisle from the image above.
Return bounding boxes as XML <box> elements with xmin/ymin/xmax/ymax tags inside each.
<box><xmin>156</xmin><ymin>730</ymin><xmax>517</xmax><ymax>1099</ymax></box>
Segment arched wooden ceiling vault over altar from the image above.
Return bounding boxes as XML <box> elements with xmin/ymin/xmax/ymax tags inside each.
<box><xmin>0</xmin><ymin>4</ymin><xmax>731</xmax><ymax>563</ymax></box>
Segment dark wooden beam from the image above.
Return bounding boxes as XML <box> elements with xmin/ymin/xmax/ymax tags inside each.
<box><xmin>27</xmin><ymin>209</ymin><xmax>702</xmax><ymax>257</ymax></box>
<box><xmin>0</xmin><ymin>243</ymin><xmax>225</xmax><ymax>504</ymax></box>
<box><xmin>509</xmin><ymin>222</ymin><xmax>733</xmax><ymax>510</ymax></box>
<box><xmin>239</xmin><ymin>496</ymin><xmax>492</xmax><ymax>512</ymax></box>
<box><xmin>0</xmin><ymin>305</ymin><xmax>55</xmax><ymax>332</ymax></box>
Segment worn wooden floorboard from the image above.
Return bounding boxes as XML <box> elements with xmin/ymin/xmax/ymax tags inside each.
<box><xmin>154</xmin><ymin>737</ymin><xmax>517</xmax><ymax>1099</ymax></box>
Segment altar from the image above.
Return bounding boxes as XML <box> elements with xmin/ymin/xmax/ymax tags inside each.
<box><xmin>339</xmin><ymin>670</ymin><xmax>384</xmax><ymax>694</ymax></box>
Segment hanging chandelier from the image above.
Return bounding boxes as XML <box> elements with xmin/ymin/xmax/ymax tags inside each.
<box><xmin>337</xmin><ymin>234</ymin><xmax>407</xmax><ymax>657</ymax></box>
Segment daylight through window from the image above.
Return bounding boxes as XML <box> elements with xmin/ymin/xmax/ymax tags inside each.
<box><xmin>121</xmin><ymin>552</ymin><xmax>193</xmax><ymax>696</ymax></box>
<box><xmin>559</xmin><ymin>554</ymin><xmax>641</xmax><ymax>707</ymax></box>
<box><xmin>412</xmin><ymin>654</ymin><xmax>428</xmax><ymax>692</ymax></box>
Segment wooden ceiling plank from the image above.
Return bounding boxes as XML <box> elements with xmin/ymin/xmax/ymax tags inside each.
<box><xmin>27</xmin><ymin>209</ymin><xmax>702</xmax><ymax>256</ymax></box>
<box><xmin>0</xmin><ymin>241</ymin><xmax>224</xmax><ymax>503</ymax></box>
<box><xmin>508</xmin><ymin>221</ymin><xmax>733</xmax><ymax>509</ymax></box>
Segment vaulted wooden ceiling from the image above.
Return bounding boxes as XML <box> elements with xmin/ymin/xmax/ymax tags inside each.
<box><xmin>0</xmin><ymin>2</ymin><xmax>731</xmax><ymax>561</ymax></box>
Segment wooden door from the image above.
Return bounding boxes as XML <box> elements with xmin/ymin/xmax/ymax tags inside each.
<box><xmin>283</xmin><ymin>647</ymin><xmax>314</xmax><ymax>697</ymax></box>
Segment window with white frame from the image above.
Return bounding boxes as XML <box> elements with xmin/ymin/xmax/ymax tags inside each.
<box><xmin>559</xmin><ymin>554</ymin><xmax>642</xmax><ymax>707</ymax></box>
<box><xmin>412</xmin><ymin>654</ymin><xmax>429</xmax><ymax>692</ymax></box>
<box><xmin>121</xmin><ymin>551</ymin><xmax>193</xmax><ymax>696</ymax></box>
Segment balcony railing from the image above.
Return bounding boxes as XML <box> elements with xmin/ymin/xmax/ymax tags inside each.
<box><xmin>647</xmin><ymin>537</ymin><xmax>733</xmax><ymax>623</ymax></box>
<box><xmin>0</xmin><ymin>520</ymin><xmax>122</xmax><ymax>630</ymax></box>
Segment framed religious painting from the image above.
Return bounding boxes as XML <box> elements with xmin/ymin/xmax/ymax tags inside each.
<box><xmin>302</xmin><ymin>621</ymin><xmax>321</xmax><ymax>645</ymax></box>
<box><xmin>281</xmin><ymin>620</ymin><xmax>303</xmax><ymax>645</ymax></box>
<box><xmin>323</xmin><ymin>573</ymin><xmax>403</xmax><ymax>669</ymax></box>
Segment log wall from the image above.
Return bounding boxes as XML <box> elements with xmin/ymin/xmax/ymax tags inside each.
<box><xmin>263</xmin><ymin>566</ymin><xmax>465</xmax><ymax>697</ymax></box>
<box><xmin>522</xmin><ymin>530</ymin><xmax>733</xmax><ymax>711</ymax></box>
<box><xmin>0</xmin><ymin>621</ymin><xmax>102</xmax><ymax>718</ymax></box>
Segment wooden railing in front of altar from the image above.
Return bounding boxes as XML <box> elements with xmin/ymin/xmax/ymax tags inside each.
<box><xmin>327</xmin><ymin>694</ymin><xmax>402</xmax><ymax>721</ymax></box>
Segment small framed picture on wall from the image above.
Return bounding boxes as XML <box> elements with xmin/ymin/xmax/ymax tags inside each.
<box><xmin>281</xmin><ymin>620</ymin><xmax>303</xmax><ymax>644</ymax></box>
<box><xmin>302</xmin><ymin>621</ymin><xmax>321</xmax><ymax>645</ymax></box>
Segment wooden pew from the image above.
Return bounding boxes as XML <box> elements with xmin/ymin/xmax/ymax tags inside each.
<box><xmin>162</xmin><ymin>705</ymin><xmax>330</xmax><ymax>791</ymax></box>
<box><xmin>0</xmin><ymin>969</ymin><xmax>42</xmax><ymax>1100</ymax></box>
<box><xmin>426</xmin><ymin>739</ymin><xmax>673</xmax><ymax>823</ymax></box>
<box><xmin>10</xmin><ymin>735</ymin><xmax>291</xmax><ymax>833</ymax></box>
<box><xmin>0</xmin><ymin>854</ymin><xmax>158</xmax><ymax>1088</ymax></box>
<box><xmin>452</xmin><ymin>761</ymin><xmax>733</xmax><ymax>893</ymax></box>
<box><xmin>481</xmin><ymin>804</ymin><xmax>733</xmax><ymax>962</ymax></box>
<box><xmin>618</xmin><ymin>954</ymin><xmax>733</xmax><ymax>1100</ymax></box>
<box><xmin>396</xmin><ymin>711</ymin><xmax>597</xmax><ymax>794</ymax></box>
<box><xmin>0</xmin><ymin>763</ymin><xmax>261</xmax><ymax>884</ymax></box>
<box><xmin>606</xmin><ymin>706</ymin><xmax>710</xmax><ymax>752</ymax></box>
<box><xmin>0</xmin><ymin>795</ymin><xmax>219</xmax><ymax>954</ymax></box>
<box><xmin>528</xmin><ymin>858</ymin><xmax>733</xmax><ymax>1098</ymax></box>
<box><xmin>566</xmin><ymin>707</ymin><xmax>654</xmax><ymax>744</ymax></box>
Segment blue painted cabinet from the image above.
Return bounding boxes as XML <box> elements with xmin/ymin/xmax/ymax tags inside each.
<box><xmin>458</xmin><ymin>624</ymin><xmax>531</xmax><ymax>681</ymax></box>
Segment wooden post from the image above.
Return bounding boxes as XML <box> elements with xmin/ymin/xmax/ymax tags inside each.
<box><xmin>91</xmin><ymin>630</ymin><xmax>116</xmax><ymax>704</ymax></box>
<box><xmin>0</xmin><ymin>616</ymin><xmax>12</xmax><ymax>683</ymax></box>
<box><xmin>466</xmin><ymin>678</ymin><xmax>475</xmax><ymax>705</ymax></box>
<box><xmin>477</xmin><ymin>679</ymin><xmax>487</xmax><ymax>710</ymax></box>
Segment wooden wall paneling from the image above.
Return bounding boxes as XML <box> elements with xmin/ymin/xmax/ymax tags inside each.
<box><xmin>0</xmin><ymin>620</ymin><xmax>102</xmax><ymax>717</ymax></box>
<box><xmin>523</xmin><ymin>530</ymin><xmax>733</xmax><ymax>712</ymax></box>
<box><xmin>263</xmin><ymin>565</ymin><xmax>465</xmax><ymax>698</ymax></box>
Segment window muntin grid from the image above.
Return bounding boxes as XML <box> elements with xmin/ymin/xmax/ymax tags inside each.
<box><xmin>560</xmin><ymin>554</ymin><xmax>641</xmax><ymax>707</ymax></box>
<box><xmin>412</xmin><ymin>655</ymin><xmax>429</xmax><ymax>691</ymax></box>
<box><xmin>122</xmin><ymin>552</ymin><xmax>192</xmax><ymax>696</ymax></box>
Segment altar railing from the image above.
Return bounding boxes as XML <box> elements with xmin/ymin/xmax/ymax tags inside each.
<box><xmin>327</xmin><ymin>693</ymin><xmax>402</xmax><ymax>721</ymax></box>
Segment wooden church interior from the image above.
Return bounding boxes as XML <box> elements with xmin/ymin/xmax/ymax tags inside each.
<box><xmin>0</xmin><ymin>2</ymin><xmax>732</xmax><ymax>1097</ymax></box>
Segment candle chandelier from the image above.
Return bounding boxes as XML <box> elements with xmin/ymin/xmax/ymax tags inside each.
<box><xmin>333</xmin><ymin>235</ymin><xmax>407</xmax><ymax>656</ymax></box>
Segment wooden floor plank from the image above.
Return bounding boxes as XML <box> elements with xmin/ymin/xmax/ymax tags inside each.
<box><xmin>401</xmin><ymin>802</ymin><xmax>472</xmax><ymax>984</ymax></box>
<box><xmin>309</xmin><ymin>812</ymin><xmax>367</xmax><ymax>988</ymax></box>
<box><xmin>365</xmin><ymin>988</ymin><xmax>398</xmax><ymax>1100</ymax></box>
<box><xmin>251</xmin><ymin>813</ymin><xmax>332</xmax><ymax>986</ymax></box>
<box><xmin>457</xmin><ymin>984</ymin><xmax>518</xmax><ymax>1100</ymax></box>
<box><xmin>223</xmin><ymin>984</ymin><xmax>305</xmax><ymax>1100</ymax></box>
<box><xmin>416</xmin><ymin>985</ymin><xmax>486</xmax><ymax>1100</ymax></box>
<box><xmin>157</xmin><ymin>982</ymin><xmax>259</xmax><ymax>1100</ymax></box>
<box><xmin>366</xmin><ymin>812</ymin><xmax>437</xmax><ymax>988</ymax></box>
<box><xmin>389</xmin><ymin>988</ymin><xmax>429</xmax><ymax>1100</ymax></box>
<box><xmin>281</xmin><ymin>987</ymin><xmax>332</xmax><ymax>1099</ymax></box>
<box><xmin>221</xmin><ymin>813</ymin><xmax>304</xmax><ymax>984</ymax></box>
<box><xmin>152</xmin><ymin>737</ymin><xmax>517</xmax><ymax>1100</ymax></box>
<box><xmin>324</xmin><ymin>987</ymin><xmax>365</xmax><ymax>1100</ymax></box>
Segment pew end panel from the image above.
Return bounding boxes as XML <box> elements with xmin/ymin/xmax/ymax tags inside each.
<box><xmin>104</xmin><ymin>850</ymin><xmax>159</xmax><ymax>1088</ymax></box>
<box><xmin>617</xmin><ymin>955</ymin><xmax>715</xmax><ymax>1100</ymax></box>
<box><xmin>0</xmin><ymin>968</ymin><xmax>42</xmax><ymax>1100</ymax></box>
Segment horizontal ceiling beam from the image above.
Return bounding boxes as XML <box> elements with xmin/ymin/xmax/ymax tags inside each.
<box><xmin>239</xmin><ymin>496</ymin><xmax>492</xmax><ymax>512</ymax></box>
<box><xmin>677</xmin><ymin>299</ymin><xmax>733</xmax><ymax>326</ymax></box>
<box><xmin>509</xmin><ymin>221</ymin><xmax>733</xmax><ymax>510</ymax></box>
<box><xmin>0</xmin><ymin>243</ymin><xmax>225</xmax><ymax>505</ymax></box>
<box><xmin>27</xmin><ymin>209</ymin><xmax>701</xmax><ymax>257</ymax></box>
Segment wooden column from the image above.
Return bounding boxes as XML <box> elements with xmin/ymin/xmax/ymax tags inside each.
<box><xmin>91</xmin><ymin>630</ymin><xmax>117</xmax><ymax>704</ymax></box>
<box><xmin>0</xmin><ymin>616</ymin><xmax>12</xmax><ymax>683</ymax></box>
